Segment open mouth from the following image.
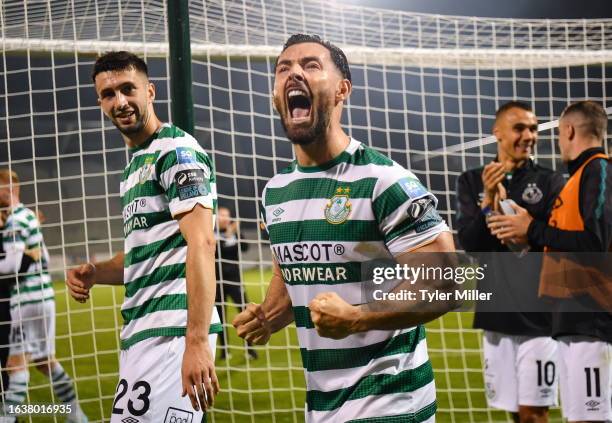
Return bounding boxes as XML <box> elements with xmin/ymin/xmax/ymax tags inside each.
<box><xmin>515</xmin><ymin>141</ymin><xmax>533</xmax><ymax>153</ymax></box>
<box><xmin>286</xmin><ymin>89</ymin><xmax>312</xmax><ymax>121</ymax></box>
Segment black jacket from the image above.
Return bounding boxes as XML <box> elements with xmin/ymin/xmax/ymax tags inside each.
<box><xmin>528</xmin><ymin>147</ymin><xmax>611</xmax><ymax>342</ymax></box>
<box><xmin>456</xmin><ymin>159</ymin><xmax>565</xmax><ymax>336</ymax></box>
<box><xmin>215</xmin><ymin>230</ymin><xmax>248</xmax><ymax>283</ymax></box>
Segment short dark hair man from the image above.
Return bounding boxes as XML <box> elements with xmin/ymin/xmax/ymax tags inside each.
<box><xmin>233</xmin><ymin>34</ymin><xmax>456</xmax><ymax>421</ymax></box>
<box><xmin>66</xmin><ymin>51</ymin><xmax>222</xmax><ymax>420</ymax></box>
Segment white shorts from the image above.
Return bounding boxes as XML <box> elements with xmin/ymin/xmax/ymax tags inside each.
<box><xmin>111</xmin><ymin>334</ymin><xmax>218</xmax><ymax>423</ymax></box>
<box><xmin>483</xmin><ymin>331</ymin><xmax>559</xmax><ymax>412</ymax></box>
<box><xmin>558</xmin><ymin>335</ymin><xmax>612</xmax><ymax>422</ymax></box>
<box><xmin>9</xmin><ymin>300</ymin><xmax>55</xmax><ymax>360</ymax></box>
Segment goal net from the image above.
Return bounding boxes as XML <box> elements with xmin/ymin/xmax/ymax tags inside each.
<box><xmin>1</xmin><ymin>0</ymin><xmax>611</xmax><ymax>421</ymax></box>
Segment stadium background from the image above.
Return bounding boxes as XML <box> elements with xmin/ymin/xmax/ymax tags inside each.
<box><xmin>1</xmin><ymin>0</ymin><xmax>611</xmax><ymax>421</ymax></box>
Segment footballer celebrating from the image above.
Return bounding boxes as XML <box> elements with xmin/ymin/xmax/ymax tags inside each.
<box><xmin>66</xmin><ymin>52</ymin><xmax>221</xmax><ymax>421</ymax></box>
<box><xmin>233</xmin><ymin>34</ymin><xmax>455</xmax><ymax>422</ymax></box>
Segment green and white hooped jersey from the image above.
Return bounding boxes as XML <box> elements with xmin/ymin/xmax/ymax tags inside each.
<box><xmin>2</xmin><ymin>204</ymin><xmax>53</xmax><ymax>307</ymax></box>
<box><xmin>261</xmin><ymin>138</ymin><xmax>449</xmax><ymax>422</ymax></box>
<box><xmin>119</xmin><ymin>123</ymin><xmax>221</xmax><ymax>350</ymax></box>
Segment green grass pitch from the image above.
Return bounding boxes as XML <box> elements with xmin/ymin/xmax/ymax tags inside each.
<box><xmin>20</xmin><ymin>270</ymin><xmax>562</xmax><ymax>422</ymax></box>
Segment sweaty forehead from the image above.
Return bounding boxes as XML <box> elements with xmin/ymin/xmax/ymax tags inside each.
<box><xmin>277</xmin><ymin>42</ymin><xmax>331</xmax><ymax>62</ymax></box>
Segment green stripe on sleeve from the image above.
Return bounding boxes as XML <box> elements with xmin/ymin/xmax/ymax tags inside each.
<box><xmin>372</xmin><ymin>181</ymin><xmax>412</xmax><ymax>222</ymax></box>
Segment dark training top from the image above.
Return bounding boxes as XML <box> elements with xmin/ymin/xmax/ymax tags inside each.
<box><xmin>456</xmin><ymin>158</ymin><xmax>565</xmax><ymax>336</ymax></box>
<box><xmin>529</xmin><ymin>147</ymin><xmax>612</xmax><ymax>343</ymax></box>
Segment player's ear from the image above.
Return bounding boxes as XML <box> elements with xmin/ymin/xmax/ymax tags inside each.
<box><xmin>336</xmin><ymin>79</ymin><xmax>352</xmax><ymax>103</ymax></box>
<box><xmin>567</xmin><ymin>123</ymin><xmax>575</xmax><ymax>141</ymax></box>
<box><xmin>493</xmin><ymin>124</ymin><xmax>501</xmax><ymax>143</ymax></box>
<box><xmin>147</xmin><ymin>82</ymin><xmax>156</xmax><ymax>103</ymax></box>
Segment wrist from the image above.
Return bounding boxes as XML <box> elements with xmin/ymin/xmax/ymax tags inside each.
<box><xmin>185</xmin><ymin>331</ymin><xmax>209</xmax><ymax>346</ymax></box>
<box><xmin>351</xmin><ymin>305</ymin><xmax>367</xmax><ymax>333</ymax></box>
<box><xmin>481</xmin><ymin>194</ymin><xmax>494</xmax><ymax>209</ymax></box>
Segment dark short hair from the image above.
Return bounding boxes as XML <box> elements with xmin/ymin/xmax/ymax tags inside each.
<box><xmin>277</xmin><ymin>34</ymin><xmax>351</xmax><ymax>82</ymax></box>
<box><xmin>91</xmin><ymin>51</ymin><xmax>148</xmax><ymax>82</ymax></box>
<box><xmin>561</xmin><ymin>100</ymin><xmax>608</xmax><ymax>140</ymax></box>
<box><xmin>495</xmin><ymin>101</ymin><xmax>532</xmax><ymax>120</ymax></box>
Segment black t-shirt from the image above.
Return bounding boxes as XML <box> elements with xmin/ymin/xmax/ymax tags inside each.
<box><xmin>456</xmin><ymin>159</ymin><xmax>565</xmax><ymax>336</ymax></box>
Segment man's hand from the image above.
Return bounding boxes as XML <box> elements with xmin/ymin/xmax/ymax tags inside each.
<box><xmin>65</xmin><ymin>263</ymin><xmax>96</xmax><ymax>303</ymax></box>
<box><xmin>309</xmin><ymin>292</ymin><xmax>361</xmax><ymax>339</ymax></box>
<box><xmin>481</xmin><ymin>162</ymin><xmax>506</xmax><ymax>206</ymax></box>
<box><xmin>487</xmin><ymin>202</ymin><xmax>533</xmax><ymax>244</ymax></box>
<box><xmin>233</xmin><ymin>303</ymin><xmax>272</xmax><ymax>345</ymax></box>
<box><xmin>181</xmin><ymin>340</ymin><xmax>219</xmax><ymax>412</ymax></box>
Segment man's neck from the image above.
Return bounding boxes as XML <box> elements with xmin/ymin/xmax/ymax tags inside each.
<box><xmin>294</xmin><ymin>125</ymin><xmax>350</xmax><ymax>167</ymax></box>
<box><xmin>497</xmin><ymin>150</ymin><xmax>526</xmax><ymax>172</ymax></box>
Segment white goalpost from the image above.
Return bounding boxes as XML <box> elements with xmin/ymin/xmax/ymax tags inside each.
<box><xmin>1</xmin><ymin>0</ymin><xmax>611</xmax><ymax>422</ymax></box>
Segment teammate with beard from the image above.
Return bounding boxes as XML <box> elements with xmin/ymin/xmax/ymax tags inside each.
<box><xmin>66</xmin><ymin>51</ymin><xmax>221</xmax><ymax>421</ymax></box>
<box><xmin>233</xmin><ymin>34</ymin><xmax>455</xmax><ymax>422</ymax></box>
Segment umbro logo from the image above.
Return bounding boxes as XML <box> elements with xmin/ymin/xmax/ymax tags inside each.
<box><xmin>585</xmin><ymin>400</ymin><xmax>600</xmax><ymax>409</ymax></box>
<box><xmin>273</xmin><ymin>207</ymin><xmax>285</xmax><ymax>217</ymax></box>
<box><xmin>121</xmin><ymin>417</ymin><xmax>140</xmax><ymax>423</ymax></box>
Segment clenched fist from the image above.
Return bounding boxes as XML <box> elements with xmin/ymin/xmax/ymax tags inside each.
<box><xmin>66</xmin><ymin>263</ymin><xmax>96</xmax><ymax>303</ymax></box>
<box><xmin>309</xmin><ymin>292</ymin><xmax>361</xmax><ymax>339</ymax></box>
<box><xmin>232</xmin><ymin>303</ymin><xmax>272</xmax><ymax>345</ymax></box>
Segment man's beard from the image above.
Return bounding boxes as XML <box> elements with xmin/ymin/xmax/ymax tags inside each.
<box><xmin>281</xmin><ymin>103</ymin><xmax>330</xmax><ymax>146</ymax></box>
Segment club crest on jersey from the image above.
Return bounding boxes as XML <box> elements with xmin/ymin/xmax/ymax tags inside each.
<box><xmin>138</xmin><ymin>157</ymin><xmax>155</xmax><ymax>184</ymax></box>
<box><xmin>324</xmin><ymin>187</ymin><xmax>351</xmax><ymax>224</ymax></box>
<box><xmin>522</xmin><ymin>183</ymin><xmax>543</xmax><ymax>204</ymax></box>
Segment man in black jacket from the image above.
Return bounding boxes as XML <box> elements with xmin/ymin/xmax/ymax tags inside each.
<box><xmin>215</xmin><ymin>207</ymin><xmax>257</xmax><ymax>360</ymax></box>
<box><xmin>456</xmin><ymin>101</ymin><xmax>565</xmax><ymax>422</ymax></box>
<box><xmin>488</xmin><ymin>100</ymin><xmax>611</xmax><ymax>423</ymax></box>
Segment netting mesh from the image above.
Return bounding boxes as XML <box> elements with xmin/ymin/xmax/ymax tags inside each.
<box><xmin>0</xmin><ymin>0</ymin><xmax>610</xmax><ymax>422</ymax></box>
